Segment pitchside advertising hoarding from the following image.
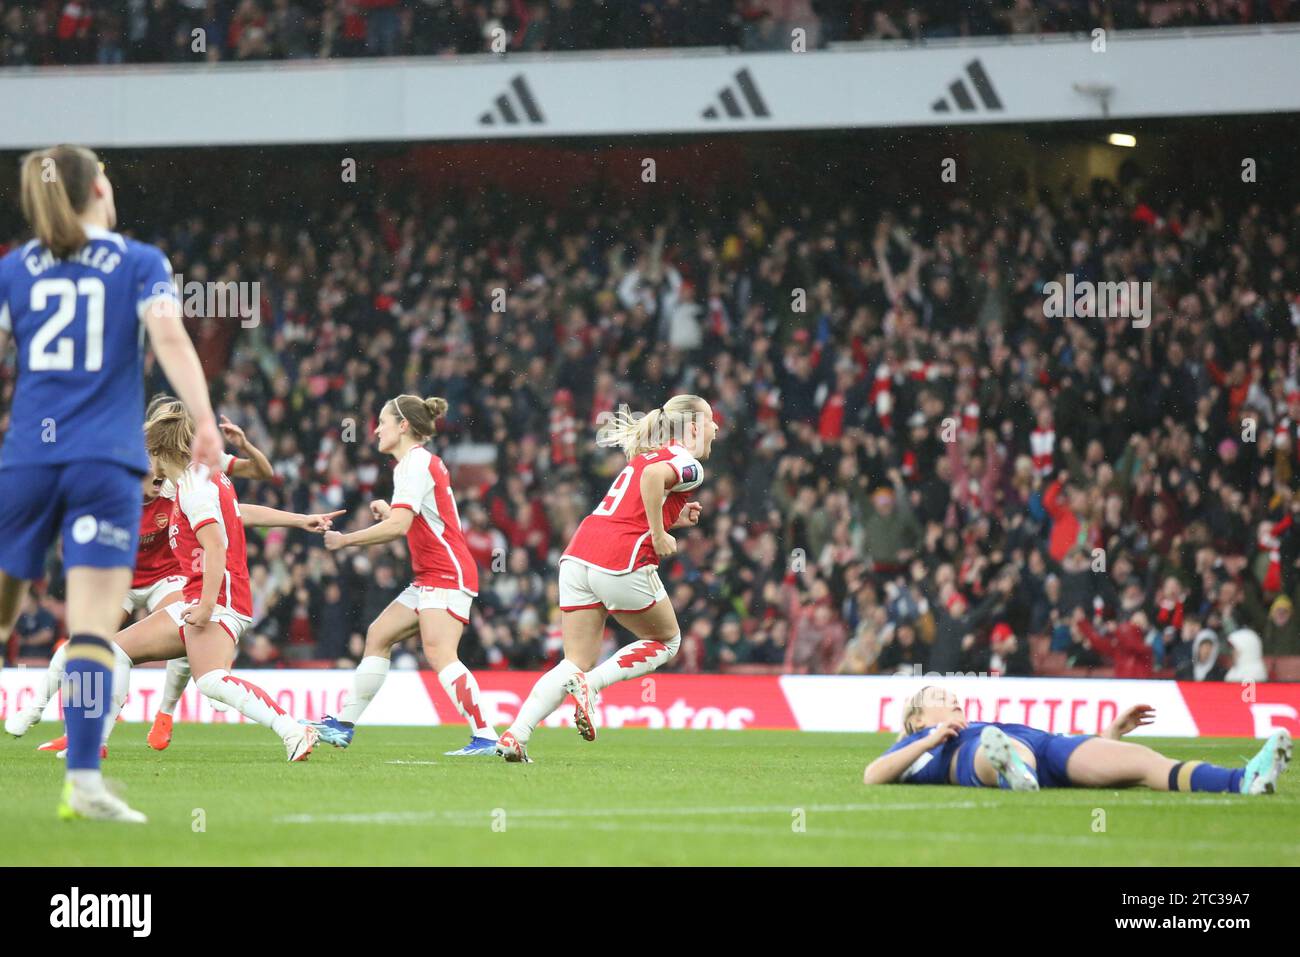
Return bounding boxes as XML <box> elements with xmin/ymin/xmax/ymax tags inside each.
<box><xmin>1</xmin><ymin>669</ymin><xmax>1296</xmax><ymax>739</ymax></box>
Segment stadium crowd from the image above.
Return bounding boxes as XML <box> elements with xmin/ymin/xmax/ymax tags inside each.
<box><xmin>1</xmin><ymin>0</ymin><xmax>1295</xmax><ymax>66</ymax></box>
<box><xmin>3</xmin><ymin>159</ymin><xmax>1300</xmax><ymax>682</ymax></box>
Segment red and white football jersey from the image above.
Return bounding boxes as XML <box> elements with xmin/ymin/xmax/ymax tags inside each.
<box><xmin>135</xmin><ymin>451</ymin><xmax>234</xmax><ymax>588</ymax></box>
<box><xmin>562</xmin><ymin>444</ymin><xmax>704</xmax><ymax>573</ymax></box>
<box><xmin>391</xmin><ymin>446</ymin><xmax>479</xmax><ymax>594</ymax></box>
<box><xmin>133</xmin><ymin>486</ymin><xmax>182</xmax><ymax>588</ymax></box>
<box><xmin>168</xmin><ymin>465</ymin><xmax>253</xmax><ymax>617</ymax></box>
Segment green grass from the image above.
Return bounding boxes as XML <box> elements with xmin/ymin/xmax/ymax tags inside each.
<box><xmin>2</xmin><ymin>725</ymin><xmax>1296</xmax><ymax>866</ymax></box>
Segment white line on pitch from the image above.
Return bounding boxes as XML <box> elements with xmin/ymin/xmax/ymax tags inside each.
<box><xmin>274</xmin><ymin>801</ymin><xmax>981</xmax><ymax>825</ymax></box>
<box><xmin>269</xmin><ymin>811</ymin><xmax>1299</xmax><ymax>853</ymax></box>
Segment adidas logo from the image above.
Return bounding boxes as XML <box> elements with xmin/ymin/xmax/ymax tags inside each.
<box><xmin>701</xmin><ymin>68</ymin><xmax>770</xmax><ymax>121</ymax></box>
<box><xmin>478</xmin><ymin>75</ymin><xmax>545</xmax><ymax>126</ymax></box>
<box><xmin>930</xmin><ymin>59</ymin><xmax>1003</xmax><ymax>114</ymax></box>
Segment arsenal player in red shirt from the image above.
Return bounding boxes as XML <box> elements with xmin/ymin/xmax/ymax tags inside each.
<box><xmin>107</xmin><ymin>406</ymin><xmax>340</xmax><ymax>762</ymax></box>
<box><xmin>309</xmin><ymin>394</ymin><xmax>500</xmax><ymax>757</ymax></box>
<box><xmin>11</xmin><ymin>398</ymin><xmax>279</xmax><ymax>756</ymax></box>
<box><xmin>497</xmin><ymin>394</ymin><xmax>715</xmax><ymax>763</ymax></box>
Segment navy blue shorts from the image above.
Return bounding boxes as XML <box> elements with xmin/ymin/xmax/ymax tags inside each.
<box><xmin>0</xmin><ymin>463</ymin><xmax>142</xmax><ymax>580</ymax></box>
<box><xmin>954</xmin><ymin>725</ymin><xmax>1093</xmax><ymax>788</ymax></box>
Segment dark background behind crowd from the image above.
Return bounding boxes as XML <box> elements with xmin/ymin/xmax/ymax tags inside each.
<box><xmin>3</xmin><ymin>116</ymin><xmax>1300</xmax><ymax>682</ymax></box>
<box><xmin>2</xmin><ymin>0</ymin><xmax>1297</xmax><ymax>66</ymax></box>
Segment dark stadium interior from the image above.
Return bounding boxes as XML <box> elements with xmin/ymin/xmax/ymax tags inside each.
<box><xmin>2</xmin><ymin>114</ymin><xmax>1300</xmax><ymax>683</ymax></box>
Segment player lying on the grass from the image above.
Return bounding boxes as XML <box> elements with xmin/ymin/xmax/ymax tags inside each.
<box><xmin>5</xmin><ymin>398</ymin><xmax>276</xmax><ymax>756</ymax></box>
<box><xmin>863</xmin><ymin>686</ymin><xmax>1292</xmax><ymax>795</ymax></box>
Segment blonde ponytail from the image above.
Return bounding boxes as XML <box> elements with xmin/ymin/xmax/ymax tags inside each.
<box><xmin>599</xmin><ymin>394</ymin><xmax>707</xmax><ymax>458</ymax></box>
<box><xmin>386</xmin><ymin>394</ymin><xmax>447</xmax><ymax>440</ymax></box>
<box><xmin>19</xmin><ymin>145</ymin><xmax>100</xmax><ymax>259</ymax></box>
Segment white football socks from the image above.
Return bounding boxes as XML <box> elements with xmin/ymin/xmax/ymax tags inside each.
<box><xmin>32</xmin><ymin>642</ymin><xmax>67</xmax><ymax>712</ymax></box>
<box><xmin>508</xmin><ymin>659</ymin><xmax>581</xmax><ymax>744</ymax></box>
<box><xmin>158</xmin><ymin>657</ymin><xmax>192</xmax><ymax>715</ymax></box>
<box><xmin>438</xmin><ymin>661</ymin><xmax>495</xmax><ymax>739</ymax></box>
<box><xmin>340</xmin><ymin>655</ymin><xmax>390</xmax><ymax>724</ymax></box>
<box><xmin>98</xmin><ymin>645</ymin><xmax>133</xmax><ymax>746</ymax></box>
<box><xmin>196</xmin><ymin>670</ymin><xmax>299</xmax><ymax>739</ymax></box>
<box><xmin>32</xmin><ymin>642</ymin><xmax>128</xmax><ymax>746</ymax></box>
<box><xmin>587</xmin><ymin>634</ymin><xmax>680</xmax><ymax>693</ymax></box>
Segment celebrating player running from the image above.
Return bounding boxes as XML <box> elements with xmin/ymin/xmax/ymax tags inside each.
<box><xmin>497</xmin><ymin>394</ymin><xmax>715</xmax><ymax>762</ymax></box>
<box><xmin>308</xmin><ymin>394</ymin><xmax>499</xmax><ymax>756</ymax></box>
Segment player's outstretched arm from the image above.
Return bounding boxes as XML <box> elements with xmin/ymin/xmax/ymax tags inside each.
<box><xmin>220</xmin><ymin>415</ymin><xmax>275</xmax><ymax>479</ymax></box>
<box><xmin>323</xmin><ymin>506</ymin><xmax>414</xmax><ymax>551</ymax></box>
<box><xmin>863</xmin><ymin>721</ymin><xmax>961</xmax><ymax>785</ymax></box>
<box><xmin>143</xmin><ymin>298</ymin><xmax>221</xmax><ymax>468</ymax></box>
<box><xmin>240</xmin><ymin>504</ymin><xmax>344</xmax><ymax>531</ymax></box>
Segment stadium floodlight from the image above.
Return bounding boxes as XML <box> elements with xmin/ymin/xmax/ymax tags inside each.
<box><xmin>1108</xmin><ymin>133</ymin><xmax>1137</xmax><ymax>148</ymax></box>
<box><xmin>1072</xmin><ymin>82</ymin><xmax>1116</xmax><ymax>118</ymax></box>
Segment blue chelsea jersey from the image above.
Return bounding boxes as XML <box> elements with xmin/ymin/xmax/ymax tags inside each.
<box><xmin>0</xmin><ymin>227</ymin><xmax>178</xmax><ymax>473</ymax></box>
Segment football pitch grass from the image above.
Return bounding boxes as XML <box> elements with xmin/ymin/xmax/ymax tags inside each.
<box><xmin>2</xmin><ymin>724</ymin><xmax>1296</xmax><ymax>866</ymax></box>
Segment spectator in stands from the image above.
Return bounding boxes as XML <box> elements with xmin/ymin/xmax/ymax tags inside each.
<box><xmin>1225</xmin><ymin>628</ymin><xmax>1269</xmax><ymax>683</ymax></box>
<box><xmin>1166</xmin><ymin>614</ymin><xmax>1206</xmax><ymax>676</ymax></box>
<box><xmin>9</xmin><ymin>0</ymin><xmax>1298</xmax><ymax>65</ymax></box>
<box><xmin>838</xmin><ymin>610</ymin><xmax>886</xmax><ymax>674</ymax></box>
<box><xmin>875</xmin><ymin>620</ymin><xmax>927</xmax><ymax>675</ymax></box>
<box><xmin>1177</xmin><ymin>629</ymin><xmax>1227</xmax><ymax>682</ymax></box>
<box><xmin>1263</xmin><ymin>594</ymin><xmax>1300</xmax><ymax>655</ymax></box>
<box><xmin>714</xmin><ymin>616</ymin><xmax>749</xmax><ymax>668</ymax></box>
<box><xmin>962</xmin><ymin>620</ymin><xmax>1032</xmax><ymax>676</ymax></box>
<box><xmin>11</xmin><ymin>593</ymin><xmax>58</xmax><ymax>660</ymax></box>
<box><xmin>1027</xmin><ymin>571</ymin><xmax>1061</xmax><ymax>649</ymax></box>
<box><xmin>857</xmin><ymin>470</ymin><xmax>923</xmax><ymax>575</ymax></box>
<box><xmin>928</xmin><ymin>571</ymin><xmax>1015</xmax><ymax>674</ymax></box>
<box><xmin>1074</xmin><ymin>607</ymin><xmax>1154</xmax><ymax>679</ymax></box>
<box><xmin>785</xmin><ymin>584</ymin><xmax>849</xmax><ymax>673</ymax></box>
<box><xmin>1042</xmin><ymin>473</ymin><xmax>1090</xmax><ymax>564</ymax></box>
<box><xmin>315</xmin><ymin>579</ymin><xmax>353</xmax><ymax>663</ymax></box>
